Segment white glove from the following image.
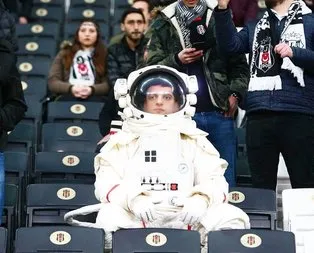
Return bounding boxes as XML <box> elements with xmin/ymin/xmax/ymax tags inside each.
<box><xmin>129</xmin><ymin>195</ymin><xmax>157</xmax><ymax>223</ymax></box>
<box><xmin>179</xmin><ymin>195</ymin><xmax>209</xmax><ymax>226</ymax></box>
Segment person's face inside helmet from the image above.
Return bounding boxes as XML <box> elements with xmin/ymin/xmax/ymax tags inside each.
<box><xmin>143</xmin><ymin>85</ymin><xmax>180</xmax><ymax>115</ymax></box>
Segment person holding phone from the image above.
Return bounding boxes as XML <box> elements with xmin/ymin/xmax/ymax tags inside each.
<box><xmin>144</xmin><ymin>0</ymin><xmax>250</xmax><ymax>187</ymax></box>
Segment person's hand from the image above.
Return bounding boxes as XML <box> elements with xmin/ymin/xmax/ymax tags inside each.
<box><xmin>71</xmin><ymin>85</ymin><xmax>84</xmax><ymax>98</ymax></box>
<box><xmin>79</xmin><ymin>86</ymin><xmax>92</xmax><ymax>99</ymax></box>
<box><xmin>224</xmin><ymin>95</ymin><xmax>238</xmax><ymax>118</ymax></box>
<box><xmin>274</xmin><ymin>43</ymin><xmax>293</xmax><ymax>58</ymax></box>
<box><xmin>129</xmin><ymin>195</ymin><xmax>157</xmax><ymax>223</ymax></box>
<box><xmin>19</xmin><ymin>16</ymin><xmax>28</xmax><ymax>24</ymax></box>
<box><xmin>217</xmin><ymin>0</ymin><xmax>230</xmax><ymax>9</ymax></box>
<box><xmin>179</xmin><ymin>195</ymin><xmax>209</xmax><ymax>226</ymax></box>
<box><xmin>178</xmin><ymin>48</ymin><xmax>203</xmax><ymax>65</ymax></box>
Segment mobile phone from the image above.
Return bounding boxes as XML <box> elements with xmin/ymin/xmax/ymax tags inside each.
<box><xmin>192</xmin><ymin>41</ymin><xmax>207</xmax><ymax>51</ymax></box>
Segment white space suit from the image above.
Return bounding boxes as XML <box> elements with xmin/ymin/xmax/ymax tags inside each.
<box><xmin>64</xmin><ymin>65</ymin><xmax>250</xmax><ymax>250</ymax></box>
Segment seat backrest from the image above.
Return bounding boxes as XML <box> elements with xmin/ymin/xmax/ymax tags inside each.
<box><xmin>24</xmin><ymin>95</ymin><xmax>43</xmax><ymax>126</ymax></box>
<box><xmin>7</xmin><ymin>122</ymin><xmax>36</xmax><ymax>152</ymax></box>
<box><xmin>14</xmin><ymin>227</ymin><xmax>104</xmax><ymax>253</ymax></box>
<box><xmin>17</xmin><ymin>37</ymin><xmax>57</xmax><ymax>59</ymax></box>
<box><xmin>33</xmin><ymin>0</ymin><xmax>65</xmax><ymax>7</ymax></box>
<box><xmin>16</xmin><ymin>23</ymin><xmax>60</xmax><ymax>40</ymax></box>
<box><xmin>282</xmin><ymin>188</ymin><xmax>314</xmax><ymax>253</ymax></box>
<box><xmin>113</xmin><ymin>0</ymin><xmax>131</xmax><ymax>9</ymax></box>
<box><xmin>26</xmin><ymin>183</ymin><xmax>98</xmax><ymax>226</ymax></box>
<box><xmin>4</xmin><ymin>151</ymin><xmax>28</xmax><ymax>184</ymax></box>
<box><xmin>0</xmin><ymin>228</ymin><xmax>7</xmax><ymax>253</ymax></box>
<box><xmin>67</xmin><ymin>6</ymin><xmax>109</xmax><ymax>23</ymax></box>
<box><xmin>207</xmin><ymin>229</ymin><xmax>296</xmax><ymax>253</ymax></box>
<box><xmin>41</xmin><ymin>122</ymin><xmax>102</xmax><ymax>152</ymax></box>
<box><xmin>228</xmin><ymin>187</ymin><xmax>277</xmax><ymax>230</ymax></box>
<box><xmin>2</xmin><ymin>185</ymin><xmax>18</xmax><ymax>253</ymax></box>
<box><xmin>113</xmin><ymin>228</ymin><xmax>200</xmax><ymax>253</ymax></box>
<box><xmin>69</xmin><ymin>0</ymin><xmax>109</xmax><ymax>8</ymax></box>
<box><xmin>34</xmin><ymin>151</ymin><xmax>95</xmax><ymax>183</ymax></box>
<box><xmin>47</xmin><ymin>101</ymin><xmax>103</xmax><ymax>123</ymax></box>
<box><xmin>21</xmin><ymin>76</ymin><xmax>48</xmax><ymax>101</ymax></box>
<box><xmin>30</xmin><ymin>5</ymin><xmax>65</xmax><ymax>23</ymax></box>
<box><xmin>17</xmin><ymin>57</ymin><xmax>51</xmax><ymax>79</ymax></box>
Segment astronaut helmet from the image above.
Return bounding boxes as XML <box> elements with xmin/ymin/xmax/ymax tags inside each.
<box><xmin>114</xmin><ymin>65</ymin><xmax>198</xmax><ymax>120</ymax></box>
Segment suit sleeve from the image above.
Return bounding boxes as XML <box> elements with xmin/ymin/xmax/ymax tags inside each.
<box><xmin>189</xmin><ymin>137</ymin><xmax>229</xmax><ymax>206</ymax></box>
<box><xmin>94</xmin><ymin>142</ymin><xmax>145</xmax><ymax>210</ymax></box>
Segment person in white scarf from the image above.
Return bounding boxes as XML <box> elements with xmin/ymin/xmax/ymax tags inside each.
<box><xmin>48</xmin><ymin>19</ymin><xmax>109</xmax><ymax>101</ymax></box>
<box><xmin>64</xmin><ymin>65</ymin><xmax>250</xmax><ymax>253</ymax></box>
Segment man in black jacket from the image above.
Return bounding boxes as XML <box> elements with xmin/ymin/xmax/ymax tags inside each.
<box><xmin>97</xmin><ymin>8</ymin><xmax>148</xmax><ymax>150</ymax></box>
<box><xmin>0</xmin><ymin>39</ymin><xmax>27</xmax><ymax>219</ymax></box>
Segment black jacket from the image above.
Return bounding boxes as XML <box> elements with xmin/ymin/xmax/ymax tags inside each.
<box><xmin>0</xmin><ymin>40</ymin><xmax>27</xmax><ymax>151</ymax></box>
<box><xmin>0</xmin><ymin>0</ymin><xmax>18</xmax><ymax>51</ymax></box>
<box><xmin>2</xmin><ymin>0</ymin><xmax>33</xmax><ymax>20</ymax></box>
<box><xmin>107</xmin><ymin>35</ymin><xmax>148</xmax><ymax>87</ymax></box>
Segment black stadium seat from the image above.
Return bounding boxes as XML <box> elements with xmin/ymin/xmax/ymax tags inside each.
<box><xmin>34</xmin><ymin>151</ymin><xmax>95</xmax><ymax>184</ymax></box>
<box><xmin>16</xmin><ymin>23</ymin><xmax>60</xmax><ymax>41</ymax></box>
<box><xmin>17</xmin><ymin>57</ymin><xmax>51</xmax><ymax>79</ymax></box>
<box><xmin>47</xmin><ymin>101</ymin><xmax>103</xmax><ymax>123</ymax></box>
<box><xmin>14</xmin><ymin>227</ymin><xmax>104</xmax><ymax>253</ymax></box>
<box><xmin>0</xmin><ymin>228</ymin><xmax>7</xmax><ymax>253</ymax></box>
<box><xmin>30</xmin><ymin>5</ymin><xmax>65</xmax><ymax>24</ymax></box>
<box><xmin>207</xmin><ymin>229</ymin><xmax>296</xmax><ymax>253</ymax></box>
<box><xmin>67</xmin><ymin>6</ymin><xmax>109</xmax><ymax>23</ymax></box>
<box><xmin>40</xmin><ymin>122</ymin><xmax>102</xmax><ymax>152</ymax></box>
<box><xmin>26</xmin><ymin>184</ymin><xmax>98</xmax><ymax>227</ymax></box>
<box><xmin>228</xmin><ymin>187</ymin><xmax>277</xmax><ymax>230</ymax></box>
<box><xmin>70</xmin><ymin>0</ymin><xmax>110</xmax><ymax>8</ymax></box>
<box><xmin>113</xmin><ymin>228</ymin><xmax>201</xmax><ymax>253</ymax></box>
<box><xmin>17</xmin><ymin>37</ymin><xmax>57</xmax><ymax>60</ymax></box>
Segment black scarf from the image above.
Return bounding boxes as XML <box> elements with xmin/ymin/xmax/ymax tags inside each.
<box><xmin>249</xmin><ymin>0</ymin><xmax>310</xmax><ymax>91</ymax></box>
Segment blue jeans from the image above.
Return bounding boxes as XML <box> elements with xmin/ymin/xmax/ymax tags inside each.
<box><xmin>0</xmin><ymin>153</ymin><xmax>4</xmax><ymax>221</ymax></box>
<box><xmin>193</xmin><ymin>111</ymin><xmax>237</xmax><ymax>187</ymax></box>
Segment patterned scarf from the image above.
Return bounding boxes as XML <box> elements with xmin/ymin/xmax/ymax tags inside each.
<box><xmin>249</xmin><ymin>0</ymin><xmax>311</xmax><ymax>91</ymax></box>
<box><xmin>175</xmin><ymin>0</ymin><xmax>207</xmax><ymax>48</ymax></box>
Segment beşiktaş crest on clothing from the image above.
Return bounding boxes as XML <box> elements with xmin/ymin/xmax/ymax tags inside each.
<box><xmin>175</xmin><ymin>0</ymin><xmax>207</xmax><ymax>48</ymax></box>
<box><xmin>249</xmin><ymin>0</ymin><xmax>311</xmax><ymax>91</ymax></box>
<box><xmin>69</xmin><ymin>49</ymin><xmax>96</xmax><ymax>86</ymax></box>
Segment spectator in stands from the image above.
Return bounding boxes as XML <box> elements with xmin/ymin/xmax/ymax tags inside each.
<box><xmin>0</xmin><ymin>39</ymin><xmax>27</xmax><ymax>219</ymax></box>
<box><xmin>214</xmin><ymin>0</ymin><xmax>314</xmax><ymax>190</ymax></box>
<box><xmin>3</xmin><ymin>0</ymin><xmax>33</xmax><ymax>24</ymax></box>
<box><xmin>48</xmin><ymin>19</ymin><xmax>110</xmax><ymax>101</ymax></box>
<box><xmin>229</xmin><ymin>0</ymin><xmax>259</xmax><ymax>27</ymax></box>
<box><xmin>110</xmin><ymin>0</ymin><xmax>152</xmax><ymax>45</ymax></box>
<box><xmin>144</xmin><ymin>0</ymin><xmax>250</xmax><ymax>187</ymax></box>
<box><xmin>0</xmin><ymin>0</ymin><xmax>26</xmax><ymax>220</ymax></box>
<box><xmin>96</xmin><ymin>8</ymin><xmax>148</xmax><ymax>151</ymax></box>
<box><xmin>65</xmin><ymin>65</ymin><xmax>250</xmax><ymax>253</ymax></box>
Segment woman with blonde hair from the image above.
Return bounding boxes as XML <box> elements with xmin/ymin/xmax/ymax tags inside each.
<box><xmin>48</xmin><ymin>19</ymin><xmax>110</xmax><ymax>101</ymax></box>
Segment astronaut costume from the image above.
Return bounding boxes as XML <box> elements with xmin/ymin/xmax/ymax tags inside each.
<box><xmin>64</xmin><ymin>65</ymin><xmax>250</xmax><ymax>250</ymax></box>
